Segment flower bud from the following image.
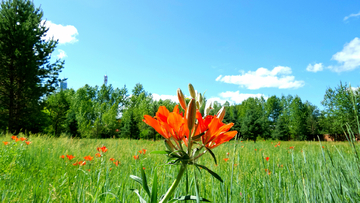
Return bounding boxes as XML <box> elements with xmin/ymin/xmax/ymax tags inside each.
<box><xmin>187</xmin><ymin>99</ymin><xmax>196</xmax><ymax>131</ymax></box>
<box><xmin>188</xmin><ymin>83</ymin><xmax>196</xmax><ymax>99</ymax></box>
<box><xmin>216</xmin><ymin>106</ymin><xmax>226</xmax><ymax>122</ymax></box>
<box><xmin>177</xmin><ymin>88</ymin><xmax>187</xmax><ymax>110</ymax></box>
<box><xmin>198</xmin><ymin>93</ymin><xmax>203</xmax><ymax>106</ymax></box>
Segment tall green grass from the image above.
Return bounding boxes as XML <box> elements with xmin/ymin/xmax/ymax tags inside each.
<box><xmin>1</xmin><ymin>134</ymin><xmax>360</xmax><ymax>202</ymax></box>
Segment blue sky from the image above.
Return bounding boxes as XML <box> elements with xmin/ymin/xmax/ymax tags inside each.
<box><xmin>34</xmin><ymin>0</ymin><xmax>360</xmax><ymax>109</ymax></box>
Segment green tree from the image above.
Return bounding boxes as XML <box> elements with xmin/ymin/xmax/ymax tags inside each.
<box><xmin>0</xmin><ymin>0</ymin><xmax>64</xmax><ymax>134</ymax></box>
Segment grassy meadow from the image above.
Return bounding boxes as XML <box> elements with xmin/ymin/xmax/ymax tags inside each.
<box><xmin>1</xmin><ymin>135</ymin><xmax>360</xmax><ymax>202</ymax></box>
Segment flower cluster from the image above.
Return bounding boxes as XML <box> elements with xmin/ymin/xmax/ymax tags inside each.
<box><xmin>3</xmin><ymin>135</ymin><xmax>31</xmax><ymax>145</ymax></box>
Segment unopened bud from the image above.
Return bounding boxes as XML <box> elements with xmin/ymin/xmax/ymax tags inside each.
<box><xmin>196</xmin><ymin>101</ymin><xmax>200</xmax><ymax>109</ymax></box>
<box><xmin>198</xmin><ymin>93</ymin><xmax>203</xmax><ymax>106</ymax></box>
<box><xmin>177</xmin><ymin>88</ymin><xmax>187</xmax><ymax>110</ymax></box>
<box><xmin>216</xmin><ymin>106</ymin><xmax>226</xmax><ymax>122</ymax></box>
<box><xmin>188</xmin><ymin>83</ymin><xmax>196</xmax><ymax>99</ymax></box>
<box><xmin>187</xmin><ymin>99</ymin><xmax>196</xmax><ymax>131</ymax></box>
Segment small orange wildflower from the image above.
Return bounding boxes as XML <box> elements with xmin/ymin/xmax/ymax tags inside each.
<box><xmin>3</xmin><ymin>141</ymin><xmax>9</xmax><ymax>145</ymax></box>
<box><xmin>97</xmin><ymin>146</ymin><xmax>108</xmax><ymax>153</ymax></box>
<box><xmin>20</xmin><ymin>137</ymin><xmax>26</xmax><ymax>141</ymax></box>
<box><xmin>95</xmin><ymin>153</ymin><xmax>101</xmax><ymax>157</ymax></box>
<box><xmin>226</xmin><ymin>152</ymin><xmax>230</xmax><ymax>156</ymax></box>
<box><xmin>15</xmin><ymin>138</ymin><xmax>20</xmax><ymax>142</ymax></box>
<box><xmin>109</xmin><ymin>158</ymin><xmax>115</xmax><ymax>161</ymax></box>
<box><xmin>66</xmin><ymin>155</ymin><xmax>75</xmax><ymax>160</ymax></box>
<box><xmin>11</xmin><ymin>135</ymin><xmax>17</xmax><ymax>140</ymax></box>
<box><xmin>73</xmin><ymin>162</ymin><xmax>78</xmax><ymax>166</ymax></box>
<box><xmin>265</xmin><ymin>157</ymin><xmax>269</xmax><ymax>161</ymax></box>
<box><xmin>138</xmin><ymin>150</ymin><xmax>143</xmax><ymax>154</ymax></box>
<box><xmin>84</xmin><ymin>155</ymin><xmax>93</xmax><ymax>161</ymax></box>
<box><xmin>143</xmin><ymin>167</ymin><xmax>146</xmax><ymax>170</ymax></box>
<box><xmin>133</xmin><ymin>155</ymin><xmax>139</xmax><ymax>160</ymax></box>
<box><xmin>322</xmin><ymin>146</ymin><xmax>325</xmax><ymax>149</ymax></box>
<box><xmin>289</xmin><ymin>146</ymin><xmax>294</xmax><ymax>149</ymax></box>
<box><xmin>60</xmin><ymin>155</ymin><xmax>65</xmax><ymax>159</ymax></box>
<box><xmin>78</xmin><ymin>161</ymin><xmax>86</xmax><ymax>166</ymax></box>
<box><xmin>223</xmin><ymin>158</ymin><xmax>229</xmax><ymax>162</ymax></box>
<box><xmin>255</xmin><ymin>149</ymin><xmax>257</xmax><ymax>151</ymax></box>
<box><xmin>25</xmin><ymin>141</ymin><xmax>31</xmax><ymax>145</ymax></box>
<box><xmin>114</xmin><ymin>161</ymin><xmax>120</xmax><ymax>166</ymax></box>
<box><xmin>142</xmin><ymin>149</ymin><xmax>147</xmax><ymax>154</ymax></box>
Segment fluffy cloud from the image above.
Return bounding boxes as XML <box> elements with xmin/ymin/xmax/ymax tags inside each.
<box><xmin>219</xmin><ymin>91</ymin><xmax>267</xmax><ymax>103</ymax></box>
<box><xmin>306</xmin><ymin>63</ymin><xmax>323</xmax><ymax>72</ymax></box>
<box><xmin>216</xmin><ymin>66</ymin><xmax>304</xmax><ymax>89</ymax></box>
<box><xmin>328</xmin><ymin>37</ymin><xmax>360</xmax><ymax>72</ymax></box>
<box><xmin>41</xmin><ymin>20</ymin><xmax>78</xmax><ymax>44</ymax></box>
<box><xmin>57</xmin><ymin>49</ymin><xmax>67</xmax><ymax>59</ymax></box>
<box><xmin>152</xmin><ymin>94</ymin><xmax>178</xmax><ymax>103</ymax></box>
<box><xmin>344</xmin><ymin>11</ymin><xmax>360</xmax><ymax>21</ymax></box>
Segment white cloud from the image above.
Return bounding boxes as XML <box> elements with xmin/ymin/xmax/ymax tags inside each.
<box><xmin>306</xmin><ymin>63</ymin><xmax>323</xmax><ymax>72</ymax></box>
<box><xmin>344</xmin><ymin>11</ymin><xmax>360</xmax><ymax>21</ymax></box>
<box><xmin>328</xmin><ymin>37</ymin><xmax>360</xmax><ymax>72</ymax></box>
<box><xmin>219</xmin><ymin>91</ymin><xmax>267</xmax><ymax>104</ymax></box>
<box><xmin>57</xmin><ymin>49</ymin><xmax>67</xmax><ymax>59</ymax></box>
<box><xmin>42</xmin><ymin>20</ymin><xmax>78</xmax><ymax>44</ymax></box>
<box><xmin>152</xmin><ymin>94</ymin><xmax>178</xmax><ymax>103</ymax></box>
<box><xmin>216</xmin><ymin>66</ymin><xmax>304</xmax><ymax>89</ymax></box>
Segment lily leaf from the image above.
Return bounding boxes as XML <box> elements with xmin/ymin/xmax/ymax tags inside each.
<box><xmin>194</xmin><ymin>164</ymin><xmax>223</xmax><ymax>183</ymax></box>
<box><xmin>130</xmin><ymin>189</ymin><xmax>147</xmax><ymax>203</ymax></box>
<box><xmin>150</xmin><ymin>168</ymin><xmax>158</xmax><ymax>203</ymax></box>
<box><xmin>130</xmin><ymin>175</ymin><xmax>143</xmax><ymax>186</ymax></box>
<box><xmin>140</xmin><ymin>163</ymin><xmax>151</xmax><ymax>197</ymax></box>
<box><xmin>205</xmin><ymin>147</ymin><xmax>217</xmax><ymax>165</ymax></box>
<box><xmin>151</xmin><ymin>150</ymin><xmax>171</xmax><ymax>155</ymax></box>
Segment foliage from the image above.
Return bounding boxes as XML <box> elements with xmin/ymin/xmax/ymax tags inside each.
<box><xmin>0</xmin><ymin>0</ymin><xmax>64</xmax><ymax>134</ymax></box>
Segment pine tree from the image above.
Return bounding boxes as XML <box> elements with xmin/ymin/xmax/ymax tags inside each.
<box><xmin>0</xmin><ymin>0</ymin><xmax>64</xmax><ymax>134</ymax></box>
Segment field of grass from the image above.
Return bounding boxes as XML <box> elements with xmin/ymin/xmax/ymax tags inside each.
<box><xmin>1</xmin><ymin>134</ymin><xmax>360</xmax><ymax>202</ymax></box>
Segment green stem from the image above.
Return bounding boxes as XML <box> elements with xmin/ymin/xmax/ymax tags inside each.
<box><xmin>160</xmin><ymin>164</ymin><xmax>187</xmax><ymax>203</ymax></box>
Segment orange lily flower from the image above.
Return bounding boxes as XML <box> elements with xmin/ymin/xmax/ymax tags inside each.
<box><xmin>25</xmin><ymin>141</ymin><xmax>31</xmax><ymax>145</ymax></box>
<box><xmin>60</xmin><ymin>155</ymin><xmax>65</xmax><ymax>159</ymax></box>
<box><xmin>223</xmin><ymin>158</ymin><xmax>229</xmax><ymax>162</ymax></box>
<box><xmin>143</xmin><ymin>105</ymin><xmax>189</xmax><ymax>141</ymax></box>
<box><xmin>15</xmin><ymin>138</ymin><xmax>21</xmax><ymax>142</ymax></box>
<box><xmin>142</xmin><ymin>149</ymin><xmax>147</xmax><ymax>154</ymax></box>
<box><xmin>265</xmin><ymin>157</ymin><xmax>269</xmax><ymax>161</ymax></box>
<box><xmin>97</xmin><ymin>146</ymin><xmax>108</xmax><ymax>153</ymax></box>
<box><xmin>95</xmin><ymin>153</ymin><xmax>101</xmax><ymax>157</ymax></box>
<box><xmin>138</xmin><ymin>150</ymin><xmax>143</xmax><ymax>154</ymax></box>
<box><xmin>66</xmin><ymin>155</ymin><xmax>75</xmax><ymax>160</ymax></box>
<box><xmin>78</xmin><ymin>161</ymin><xmax>86</xmax><ymax>166</ymax></box>
<box><xmin>109</xmin><ymin>158</ymin><xmax>115</xmax><ymax>161</ymax></box>
<box><xmin>20</xmin><ymin>137</ymin><xmax>26</xmax><ymax>141</ymax></box>
<box><xmin>114</xmin><ymin>161</ymin><xmax>120</xmax><ymax>166</ymax></box>
<box><xmin>11</xmin><ymin>135</ymin><xmax>17</xmax><ymax>140</ymax></box>
<box><xmin>3</xmin><ymin>141</ymin><xmax>9</xmax><ymax>145</ymax></box>
<box><xmin>133</xmin><ymin>155</ymin><xmax>139</xmax><ymax>160</ymax></box>
<box><xmin>84</xmin><ymin>155</ymin><xmax>93</xmax><ymax>161</ymax></box>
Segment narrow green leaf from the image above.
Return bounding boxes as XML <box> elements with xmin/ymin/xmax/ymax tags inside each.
<box><xmin>150</xmin><ymin>168</ymin><xmax>158</xmax><ymax>203</ymax></box>
<box><xmin>140</xmin><ymin>163</ymin><xmax>151</xmax><ymax>197</ymax></box>
<box><xmin>205</xmin><ymin>147</ymin><xmax>217</xmax><ymax>165</ymax></box>
<box><xmin>130</xmin><ymin>175</ymin><xmax>143</xmax><ymax>186</ymax></box>
<box><xmin>194</xmin><ymin>164</ymin><xmax>223</xmax><ymax>183</ymax></box>
<box><xmin>151</xmin><ymin>150</ymin><xmax>171</xmax><ymax>154</ymax></box>
<box><xmin>130</xmin><ymin>189</ymin><xmax>147</xmax><ymax>203</ymax></box>
<box><xmin>194</xmin><ymin>170</ymin><xmax>201</xmax><ymax>203</ymax></box>
<box><xmin>173</xmin><ymin>195</ymin><xmax>210</xmax><ymax>202</ymax></box>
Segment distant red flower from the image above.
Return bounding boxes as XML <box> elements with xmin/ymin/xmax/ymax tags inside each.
<box><xmin>265</xmin><ymin>157</ymin><xmax>269</xmax><ymax>162</ymax></box>
<box><xmin>60</xmin><ymin>155</ymin><xmax>65</xmax><ymax>159</ymax></box>
<box><xmin>20</xmin><ymin>137</ymin><xmax>26</xmax><ymax>141</ymax></box>
<box><xmin>97</xmin><ymin>146</ymin><xmax>108</xmax><ymax>153</ymax></box>
<box><xmin>11</xmin><ymin>135</ymin><xmax>17</xmax><ymax>140</ymax></box>
<box><xmin>138</xmin><ymin>150</ymin><xmax>143</xmax><ymax>154</ymax></box>
<box><xmin>322</xmin><ymin>146</ymin><xmax>325</xmax><ymax>149</ymax></box>
<box><xmin>289</xmin><ymin>146</ymin><xmax>294</xmax><ymax>149</ymax></box>
<box><xmin>142</xmin><ymin>149</ymin><xmax>147</xmax><ymax>154</ymax></box>
<box><xmin>73</xmin><ymin>162</ymin><xmax>78</xmax><ymax>166</ymax></box>
<box><xmin>66</xmin><ymin>155</ymin><xmax>75</xmax><ymax>160</ymax></box>
<box><xmin>114</xmin><ymin>161</ymin><xmax>120</xmax><ymax>166</ymax></box>
<box><xmin>25</xmin><ymin>141</ymin><xmax>31</xmax><ymax>145</ymax></box>
<box><xmin>255</xmin><ymin>149</ymin><xmax>257</xmax><ymax>151</ymax></box>
<box><xmin>88</xmin><ymin>169</ymin><xmax>91</xmax><ymax>171</ymax></box>
<box><xmin>95</xmin><ymin>153</ymin><xmax>101</xmax><ymax>157</ymax></box>
<box><xmin>223</xmin><ymin>158</ymin><xmax>229</xmax><ymax>162</ymax></box>
<box><xmin>109</xmin><ymin>158</ymin><xmax>115</xmax><ymax>161</ymax></box>
<box><xmin>133</xmin><ymin>155</ymin><xmax>139</xmax><ymax>160</ymax></box>
<box><xmin>15</xmin><ymin>138</ymin><xmax>20</xmax><ymax>142</ymax></box>
<box><xmin>3</xmin><ymin>141</ymin><xmax>9</xmax><ymax>145</ymax></box>
<box><xmin>116</xmin><ymin>129</ymin><xmax>119</xmax><ymax>132</ymax></box>
<box><xmin>143</xmin><ymin>167</ymin><xmax>145</xmax><ymax>170</ymax></box>
<box><xmin>84</xmin><ymin>155</ymin><xmax>93</xmax><ymax>161</ymax></box>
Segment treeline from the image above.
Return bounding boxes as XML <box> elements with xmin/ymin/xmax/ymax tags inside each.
<box><xmin>15</xmin><ymin>81</ymin><xmax>357</xmax><ymax>141</ymax></box>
